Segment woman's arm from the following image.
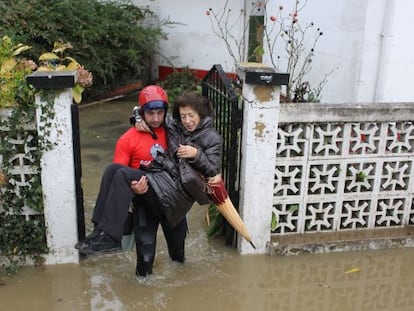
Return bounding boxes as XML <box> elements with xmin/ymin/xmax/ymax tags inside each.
<box><xmin>188</xmin><ymin>130</ymin><xmax>223</xmax><ymax>177</ymax></box>
<box><xmin>166</xmin><ymin>117</ymin><xmax>181</xmax><ymax>155</ymax></box>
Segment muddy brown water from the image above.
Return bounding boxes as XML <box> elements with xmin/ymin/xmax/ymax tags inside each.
<box><xmin>1</xmin><ymin>97</ymin><xmax>414</xmax><ymax>311</ymax></box>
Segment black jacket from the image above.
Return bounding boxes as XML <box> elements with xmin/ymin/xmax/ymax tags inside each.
<box><xmin>166</xmin><ymin>115</ymin><xmax>223</xmax><ymax>178</ymax></box>
<box><xmin>142</xmin><ymin>115</ymin><xmax>223</xmax><ymax>228</ymax></box>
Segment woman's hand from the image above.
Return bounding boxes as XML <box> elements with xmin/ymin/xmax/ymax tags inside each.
<box><xmin>176</xmin><ymin>144</ymin><xmax>198</xmax><ymax>159</ymax></box>
<box><xmin>130</xmin><ymin>175</ymin><xmax>149</xmax><ymax>194</ymax></box>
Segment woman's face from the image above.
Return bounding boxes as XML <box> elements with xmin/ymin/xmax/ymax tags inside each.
<box><xmin>179</xmin><ymin>105</ymin><xmax>201</xmax><ymax>132</ymax></box>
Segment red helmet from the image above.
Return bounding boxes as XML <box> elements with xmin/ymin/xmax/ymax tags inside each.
<box><xmin>138</xmin><ymin>85</ymin><xmax>168</xmax><ymax>111</ymax></box>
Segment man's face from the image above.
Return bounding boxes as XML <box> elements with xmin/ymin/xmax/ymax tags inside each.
<box><xmin>143</xmin><ymin>109</ymin><xmax>165</xmax><ymax>128</ymax></box>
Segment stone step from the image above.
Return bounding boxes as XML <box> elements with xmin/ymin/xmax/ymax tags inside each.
<box><xmin>267</xmin><ymin>227</ymin><xmax>414</xmax><ymax>256</ymax></box>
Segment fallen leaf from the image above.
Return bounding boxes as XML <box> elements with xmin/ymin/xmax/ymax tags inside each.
<box><xmin>344</xmin><ymin>267</ymin><xmax>360</xmax><ymax>274</ymax></box>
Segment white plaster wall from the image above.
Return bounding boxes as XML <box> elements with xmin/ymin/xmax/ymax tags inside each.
<box><xmin>236</xmin><ymin>65</ymin><xmax>282</xmax><ymax>254</ymax></box>
<box><xmin>267</xmin><ymin>0</ymin><xmax>414</xmax><ymax>103</ymax></box>
<box><xmin>376</xmin><ymin>0</ymin><xmax>414</xmax><ymax>103</ymax></box>
<box><xmin>265</xmin><ymin>0</ymin><xmax>372</xmax><ymax>103</ymax></box>
<box><xmin>160</xmin><ymin>0</ymin><xmax>246</xmax><ymax>73</ymax></box>
<box><xmin>132</xmin><ymin>0</ymin><xmax>414</xmax><ymax>103</ymax></box>
<box><xmin>132</xmin><ymin>0</ymin><xmax>245</xmax><ymax>73</ymax></box>
<box><xmin>36</xmin><ymin>90</ymin><xmax>79</xmax><ymax>264</ymax></box>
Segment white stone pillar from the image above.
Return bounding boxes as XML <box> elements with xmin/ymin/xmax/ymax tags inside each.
<box><xmin>28</xmin><ymin>71</ymin><xmax>79</xmax><ymax>264</ymax></box>
<box><xmin>236</xmin><ymin>62</ymin><xmax>289</xmax><ymax>254</ymax></box>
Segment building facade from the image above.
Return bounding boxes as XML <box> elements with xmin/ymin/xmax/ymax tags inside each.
<box><xmin>132</xmin><ymin>0</ymin><xmax>414</xmax><ymax>104</ymax></box>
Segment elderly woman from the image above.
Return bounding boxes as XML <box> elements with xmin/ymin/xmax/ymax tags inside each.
<box><xmin>131</xmin><ymin>91</ymin><xmax>223</xmax><ymax>277</ymax></box>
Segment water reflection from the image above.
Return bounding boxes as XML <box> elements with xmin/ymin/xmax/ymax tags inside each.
<box><xmin>1</xmin><ymin>98</ymin><xmax>414</xmax><ymax>311</ymax></box>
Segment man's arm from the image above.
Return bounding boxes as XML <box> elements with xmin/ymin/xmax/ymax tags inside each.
<box><xmin>113</xmin><ymin>135</ymin><xmax>131</xmax><ymax>166</ymax></box>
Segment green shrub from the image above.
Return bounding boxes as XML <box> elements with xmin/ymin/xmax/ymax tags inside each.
<box><xmin>159</xmin><ymin>68</ymin><xmax>202</xmax><ymax>104</ymax></box>
<box><xmin>0</xmin><ymin>36</ymin><xmax>35</xmax><ymax>108</ymax></box>
<box><xmin>0</xmin><ymin>0</ymin><xmax>167</xmax><ymax>100</ymax></box>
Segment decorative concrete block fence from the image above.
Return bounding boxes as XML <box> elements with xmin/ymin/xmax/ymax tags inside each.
<box><xmin>226</xmin><ymin>63</ymin><xmax>414</xmax><ymax>255</ymax></box>
<box><xmin>269</xmin><ymin>103</ymin><xmax>414</xmax><ymax>254</ymax></box>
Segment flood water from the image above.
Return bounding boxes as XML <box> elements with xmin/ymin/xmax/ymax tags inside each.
<box><xmin>1</xmin><ymin>97</ymin><xmax>414</xmax><ymax>311</ymax></box>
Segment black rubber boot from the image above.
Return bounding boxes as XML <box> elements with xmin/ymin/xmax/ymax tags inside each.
<box><xmin>162</xmin><ymin>217</ymin><xmax>187</xmax><ymax>263</ymax></box>
<box><xmin>135</xmin><ymin>243</ymin><xmax>155</xmax><ymax>277</ymax></box>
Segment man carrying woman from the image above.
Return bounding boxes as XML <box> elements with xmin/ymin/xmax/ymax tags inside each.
<box><xmin>76</xmin><ymin>86</ymin><xmax>223</xmax><ymax>278</ymax></box>
<box><xmin>131</xmin><ymin>91</ymin><xmax>223</xmax><ymax>277</ymax></box>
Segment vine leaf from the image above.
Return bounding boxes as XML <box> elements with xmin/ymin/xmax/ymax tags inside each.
<box><xmin>271</xmin><ymin>212</ymin><xmax>278</xmax><ymax>231</ymax></box>
<box><xmin>356</xmin><ymin>171</ymin><xmax>367</xmax><ymax>182</ymax></box>
<box><xmin>73</xmin><ymin>84</ymin><xmax>84</xmax><ymax>104</ymax></box>
<box><xmin>288</xmin><ymin>204</ymin><xmax>299</xmax><ymax>213</ymax></box>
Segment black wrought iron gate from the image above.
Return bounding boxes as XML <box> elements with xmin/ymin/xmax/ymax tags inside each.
<box><xmin>201</xmin><ymin>64</ymin><xmax>243</xmax><ymax>246</ymax></box>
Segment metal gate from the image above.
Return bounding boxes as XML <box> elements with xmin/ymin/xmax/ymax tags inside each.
<box><xmin>201</xmin><ymin>64</ymin><xmax>243</xmax><ymax>245</ymax></box>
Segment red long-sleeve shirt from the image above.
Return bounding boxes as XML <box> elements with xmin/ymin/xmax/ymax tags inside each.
<box><xmin>113</xmin><ymin>127</ymin><xmax>167</xmax><ymax>168</ymax></box>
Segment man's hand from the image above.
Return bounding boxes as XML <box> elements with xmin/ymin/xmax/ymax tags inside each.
<box><xmin>207</xmin><ymin>174</ymin><xmax>222</xmax><ymax>184</ymax></box>
<box><xmin>135</xmin><ymin>120</ymin><xmax>151</xmax><ymax>133</ymax></box>
<box><xmin>131</xmin><ymin>175</ymin><xmax>149</xmax><ymax>194</ymax></box>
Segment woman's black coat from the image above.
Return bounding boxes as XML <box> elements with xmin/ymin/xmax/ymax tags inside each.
<box><xmin>166</xmin><ymin>115</ymin><xmax>223</xmax><ymax>178</ymax></box>
<box><xmin>143</xmin><ymin>115</ymin><xmax>223</xmax><ymax>228</ymax></box>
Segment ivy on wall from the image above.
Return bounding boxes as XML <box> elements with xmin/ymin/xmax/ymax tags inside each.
<box><xmin>0</xmin><ymin>36</ymin><xmax>57</xmax><ymax>274</ymax></box>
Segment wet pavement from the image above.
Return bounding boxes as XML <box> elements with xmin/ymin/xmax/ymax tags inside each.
<box><xmin>1</xmin><ymin>97</ymin><xmax>414</xmax><ymax>311</ymax></box>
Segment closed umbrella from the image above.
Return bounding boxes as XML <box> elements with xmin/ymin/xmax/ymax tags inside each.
<box><xmin>207</xmin><ymin>177</ymin><xmax>256</xmax><ymax>249</ymax></box>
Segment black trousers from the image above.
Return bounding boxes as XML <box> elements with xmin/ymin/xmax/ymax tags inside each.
<box><xmin>91</xmin><ymin>163</ymin><xmax>187</xmax><ymax>275</ymax></box>
<box><xmin>92</xmin><ymin>163</ymin><xmax>156</xmax><ymax>241</ymax></box>
<box><xmin>133</xmin><ymin>194</ymin><xmax>187</xmax><ymax>276</ymax></box>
